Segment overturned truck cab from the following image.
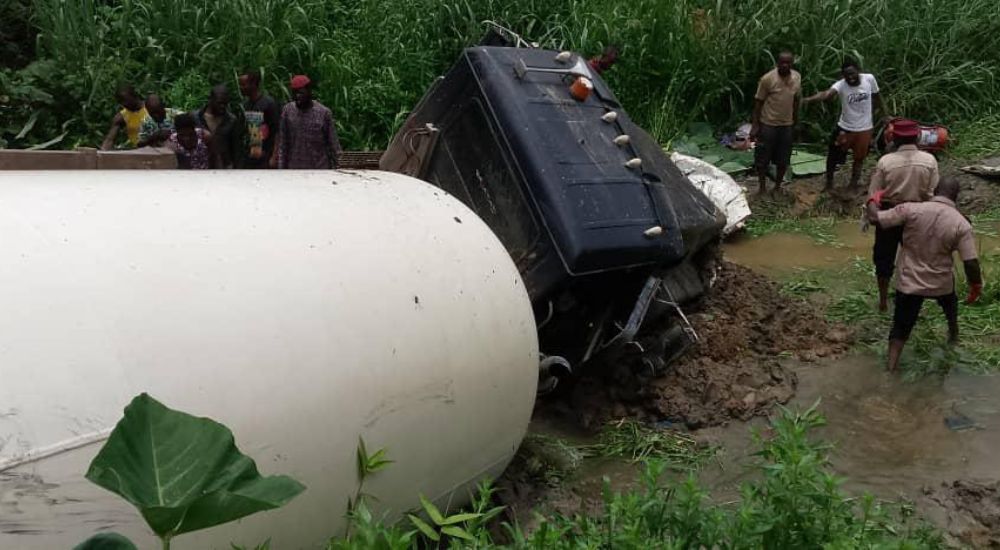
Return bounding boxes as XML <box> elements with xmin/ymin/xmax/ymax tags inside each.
<box><xmin>382</xmin><ymin>44</ymin><xmax>725</xmax><ymax>389</ymax></box>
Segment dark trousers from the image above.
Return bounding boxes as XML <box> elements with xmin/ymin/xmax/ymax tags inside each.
<box><xmin>754</xmin><ymin>124</ymin><xmax>793</xmax><ymax>172</ymax></box>
<box><xmin>890</xmin><ymin>291</ymin><xmax>958</xmax><ymax>341</ymax></box>
<box><xmin>873</xmin><ymin>204</ymin><xmax>903</xmax><ymax>278</ymax></box>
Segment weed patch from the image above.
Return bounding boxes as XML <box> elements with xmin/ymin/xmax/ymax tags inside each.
<box><xmin>329</xmin><ymin>406</ymin><xmax>942</xmax><ymax>549</ymax></box>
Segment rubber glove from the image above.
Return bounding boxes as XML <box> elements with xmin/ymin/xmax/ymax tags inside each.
<box><xmin>868</xmin><ymin>189</ymin><xmax>887</xmax><ymax>207</ymax></box>
<box><xmin>966</xmin><ymin>283</ymin><xmax>983</xmax><ymax>305</ymax></box>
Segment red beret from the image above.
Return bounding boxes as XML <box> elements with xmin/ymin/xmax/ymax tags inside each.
<box><xmin>892</xmin><ymin>118</ymin><xmax>919</xmax><ymax>138</ymax></box>
<box><xmin>290</xmin><ymin>75</ymin><xmax>311</xmax><ymax>90</ymax></box>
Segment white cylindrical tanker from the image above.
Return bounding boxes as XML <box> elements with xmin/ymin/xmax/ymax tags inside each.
<box><xmin>0</xmin><ymin>170</ymin><xmax>538</xmax><ymax>549</ymax></box>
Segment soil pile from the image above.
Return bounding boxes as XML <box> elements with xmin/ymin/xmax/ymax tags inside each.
<box><xmin>567</xmin><ymin>262</ymin><xmax>851</xmax><ymax>430</ymax></box>
<box><xmin>743</xmin><ymin>160</ymin><xmax>1000</xmax><ymax>218</ymax></box>
<box><xmin>930</xmin><ymin>480</ymin><xmax>1000</xmax><ymax>548</ymax></box>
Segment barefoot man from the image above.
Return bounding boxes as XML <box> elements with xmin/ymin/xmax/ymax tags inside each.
<box><xmin>866</xmin><ymin>176</ymin><xmax>982</xmax><ymax>372</ymax></box>
<box><xmin>803</xmin><ymin>59</ymin><xmax>884</xmax><ymax>189</ymax></box>
<box><xmin>867</xmin><ymin>119</ymin><xmax>939</xmax><ymax>311</ymax></box>
<box><xmin>751</xmin><ymin>51</ymin><xmax>801</xmax><ymax>195</ymax></box>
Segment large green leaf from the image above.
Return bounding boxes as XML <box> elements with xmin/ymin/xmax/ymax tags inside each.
<box><xmin>671</xmin><ymin>140</ymin><xmax>701</xmax><ymax>156</ymax></box>
<box><xmin>86</xmin><ymin>393</ymin><xmax>305</xmax><ymax>539</ymax></box>
<box><xmin>789</xmin><ymin>150</ymin><xmax>828</xmax><ymax>176</ymax></box>
<box><xmin>718</xmin><ymin>161</ymin><xmax>750</xmax><ymax>174</ymax></box>
<box><xmin>73</xmin><ymin>532</ymin><xmax>138</xmax><ymax>550</ymax></box>
<box><xmin>792</xmin><ymin>159</ymin><xmax>828</xmax><ymax>176</ymax></box>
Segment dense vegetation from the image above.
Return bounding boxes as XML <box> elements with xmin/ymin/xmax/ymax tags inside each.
<box><xmin>331</xmin><ymin>406</ymin><xmax>941</xmax><ymax>548</ymax></box>
<box><xmin>2</xmin><ymin>0</ymin><xmax>999</xmax><ymax>151</ymax></box>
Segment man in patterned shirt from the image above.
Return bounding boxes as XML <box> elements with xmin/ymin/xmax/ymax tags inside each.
<box><xmin>277</xmin><ymin>75</ymin><xmax>342</xmax><ymax>169</ymax></box>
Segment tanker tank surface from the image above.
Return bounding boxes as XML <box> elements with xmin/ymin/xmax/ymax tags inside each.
<box><xmin>381</xmin><ymin>38</ymin><xmax>726</xmax><ymax>389</ymax></box>
<box><xmin>0</xmin><ymin>170</ymin><xmax>538</xmax><ymax>549</ymax></box>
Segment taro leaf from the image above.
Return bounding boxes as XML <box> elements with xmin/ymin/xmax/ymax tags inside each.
<box><xmin>700</xmin><ymin>154</ymin><xmax>722</xmax><ymax>166</ymax></box>
<box><xmin>687</xmin><ymin>122</ymin><xmax>714</xmax><ymax>140</ymax></box>
<box><xmin>789</xmin><ymin>150</ymin><xmax>828</xmax><ymax>177</ymax></box>
<box><xmin>73</xmin><ymin>532</ymin><xmax>138</xmax><ymax>550</ymax></box>
<box><xmin>791</xmin><ymin>159</ymin><xmax>827</xmax><ymax>176</ymax></box>
<box><xmin>672</xmin><ymin>140</ymin><xmax>701</xmax><ymax>156</ymax></box>
<box><xmin>790</xmin><ymin>150</ymin><xmax>825</xmax><ymax>163</ymax></box>
<box><xmin>85</xmin><ymin>393</ymin><xmax>305</xmax><ymax>539</ymax></box>
<box><xmin>718</xmin><ymin>161</ymin><xmax>750</xmax><ymax>174</ymax></box>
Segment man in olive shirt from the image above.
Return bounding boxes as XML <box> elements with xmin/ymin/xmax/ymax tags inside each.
<box><xmin>867</xmin><ymin>119</ymin><xmax>939</xmax><ymax>311</ymax></box>
<box><xmin>751</xmin><ymin>51</ymin><xmax>801</xmax><ymax>194</ymax></box>
<box><xmin>866</xmin><ymin>176</ymin><xmax>982</xmax><ymax>372</ymax></box>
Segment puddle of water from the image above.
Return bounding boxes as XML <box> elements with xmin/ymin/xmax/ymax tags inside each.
<box><xmin>701</xmin><ymin>354</ymin><xmax>1000</xmax><ymax>502</ymax></box>
<box><xmin>724</xmin><ymin>221</ymin><xmax>1000</xmax><ymax>277</ymax></box>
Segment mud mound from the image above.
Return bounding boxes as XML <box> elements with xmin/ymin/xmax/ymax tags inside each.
<box><xmin>742</xmin><ymin>158</ymin><xmax>1000</xmax><ymax>218</ymax></box>
<box><xmin>645</xmin><ymin>262</ymin><xmax>850</xmax><ymax>428</ymax></box>
<box><xmin>930</xmin><ymin>480</ymin><xmax>1000</xmax><ymax>548</ymax></box>
<box><xmin>567</xmin><ymin>262</ymin><xmax>851</xmax><ymax>430</ymax></box>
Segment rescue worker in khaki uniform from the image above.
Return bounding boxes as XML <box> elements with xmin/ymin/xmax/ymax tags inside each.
<box><xmin>866</xmin><ymin>176</ymin><xmax>983</xmax><ymax>372</ymax></box>
<box><xmin>867</xmin><ymin>119</ymin><xmax>939</xmax><ymax>311</ymax></box>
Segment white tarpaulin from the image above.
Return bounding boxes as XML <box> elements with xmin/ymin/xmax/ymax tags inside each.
<box><xmin>672</xmin><ymin>152</ymin><xmax>751</xmax><ymax>236</ymax></box>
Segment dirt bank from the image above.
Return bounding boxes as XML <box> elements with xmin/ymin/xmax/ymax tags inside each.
<box><xmin>552</xmin><ymin>261</ymin><xmax>851</xmax><ymax>430</ymax></box>
<box><xmin>743</xmin><ymin>157</ymin><xmax>1000</xmax><ymax>218</ymax></box>
<box><xmin>930</xmin><ymin>480</ymin><xmax>1000</xmax><ymax>549</ymax></box>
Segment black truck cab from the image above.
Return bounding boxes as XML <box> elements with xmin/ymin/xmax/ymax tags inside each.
<box><xmin>382</xmin><ymin>44</ymin><xmax>724</xmax><ymax>383</ymax></box>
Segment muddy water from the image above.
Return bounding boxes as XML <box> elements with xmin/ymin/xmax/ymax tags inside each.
<box><xmin>724</xmin><ymin>221</ymin><xmax>1000</xmax><ymax>277</ymax></box>
<box><xmin>521</xmin><ymin>225</ymin><xmax>1000</xmax><ymax>537</ymax></box>
<box><xmin>700</xmin><ymin>355</ymin><xmax>1000</xmax><ymax>501</ymax></box>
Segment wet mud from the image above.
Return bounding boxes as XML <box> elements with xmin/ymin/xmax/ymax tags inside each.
<box><xmin>743</xmin><ymin>158</ymin><xmax>1000</xmax><ymax>218</ymax></box>
<box><xmin>509</xmin><ymin>165</ymin><xmax>1000</xmax><ymax>542</ymax></box>
<box><xmin>550</xmin><ymin>262</ymin><xmax>851</xmax><ymax>431</ymax></box>
<box><xmin>930</xmin><ymin>480</ymin><xmax>1000</xmax><ymax>549</ymax></box>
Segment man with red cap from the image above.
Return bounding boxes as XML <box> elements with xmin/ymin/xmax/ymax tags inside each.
<box><xmin>866</xmin><ymin>175</ymin><xmax>982</xmax><ymax>372</ymax></box>
<box><xmin>276</xmin><ymin>75</ymin><xmax>342</xmax><ymax>169</ymax></box>
<box><xmin>867</xmin><ymin>118</ymin><xmax>939</xmax><ymax>312</ymax></box>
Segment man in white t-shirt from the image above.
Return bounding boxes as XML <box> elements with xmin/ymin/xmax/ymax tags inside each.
<box><xmin>804</xmin><ymin>59</ymin><xmax>885</xmax><ymax>189</ymax></box>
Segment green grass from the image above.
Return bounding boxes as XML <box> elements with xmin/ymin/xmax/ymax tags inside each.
<box><xmin>950</xmin><ymin>112</ymin><xmax>1000</xmax><ymax>160</ymax></box>
<box><xmin>508</xmin><ymin>433</ymin><xmax>587</xmax><ymax>486</ymax></box>
<box><xmin>329</xmin><ymin>406</ymin><xmax>942</xmax><ymax>549</ymax></box>
<box><xmin>745</xmin><ymin>212</ymin><xmax>843</xmax><ymax>246</ymax></box>
<box><xmin>3</xmin><ymin>0</ymin><xmax>1000</xmax><ymax>151</ymax></box>
<box><xmin>777</xmin><ymin>248</ymin><xmax>1000</xmax><ymax>375</ymax></box>
<box><xmin>583</xmin><ymin>418</ymin><xmax>715</xmax><ymax>467</ymax></box>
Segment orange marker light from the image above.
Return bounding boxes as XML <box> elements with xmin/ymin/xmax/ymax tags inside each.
<box><xmin>569</xmin><ymin>76</ymin><xmax>593</xmax><ymax>101</ymax></box>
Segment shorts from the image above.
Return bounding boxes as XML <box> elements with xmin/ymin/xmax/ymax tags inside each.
<box><xmin>890</xmin><ymin>291</ymin><xmax>958</xmax><ymax>341</ymax></box>
<box><xmin>872</xmin><ymin>208</ymin><xmax>903</xmax><ymax>278</ymax></box>
<box><xmin>827</xmin><ymin>126</ymin><xmax>873</xmax><ymax>170</ymax></box>
<box><xmin>754</xmin><ymin>124</ymin><xmax>793</xmax><ymax>172</ymax></box>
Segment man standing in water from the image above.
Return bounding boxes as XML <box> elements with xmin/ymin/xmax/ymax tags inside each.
<box><xmin>804</xmin><ymin>59</ymin><xmax>884</xmax><ymax>189</ymax></box>
<box><xmin>867</xmin><ymin>119</ymin><xmax>939</xmax><ymax>311</ymax></box>
<box><xmin>866</xmin><ymin>176</ymin><xmax>982</xmax><ymax>372</ymax></box>
<box><xmin>277</xmin><ymin>75</ymin><xmax>342</xmax><ymax>169</ymax></box>
<box><xmin>750</xmin><ymin>51</ymin><xmax>801</xmax><ymax>195</ymax></box>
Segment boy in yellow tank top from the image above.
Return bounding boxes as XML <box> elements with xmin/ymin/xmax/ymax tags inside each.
<box><xmin>101</xmin><ymin>85</ymin><xmax>148</xmax><ymax>150</ymax></box>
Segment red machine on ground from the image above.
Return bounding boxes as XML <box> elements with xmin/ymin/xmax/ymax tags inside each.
<box><xmin>879</xmin><ymin>117</ymin><xmax>950</xmax><ymax>154</ymax></box>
